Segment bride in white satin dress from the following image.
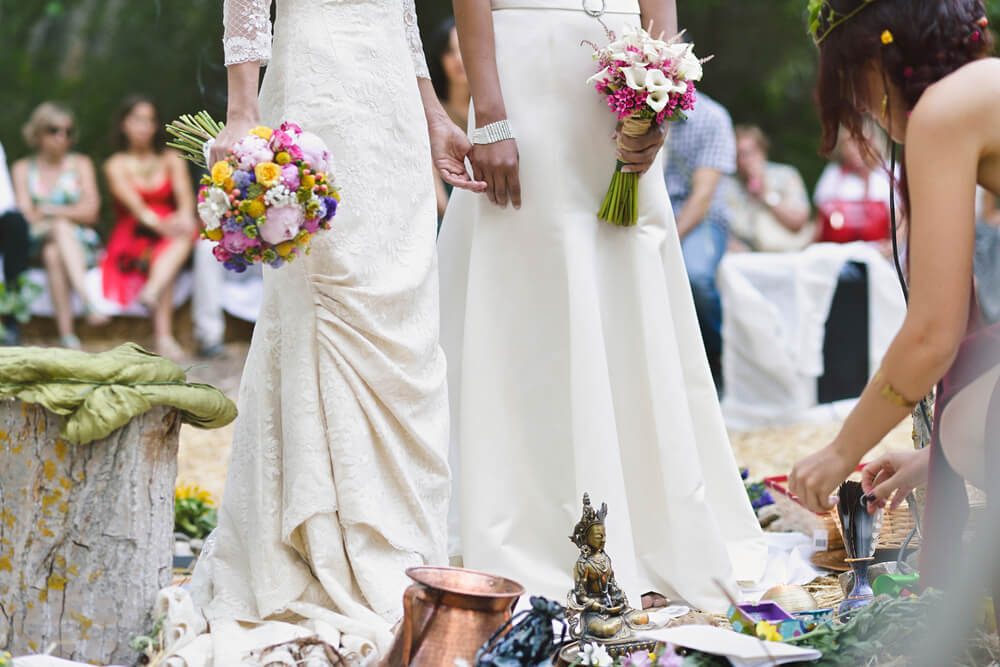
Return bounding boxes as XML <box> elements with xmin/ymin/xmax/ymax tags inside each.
<box><xmin>171</xmin><ymin>0</ymin><xmax>485</xmax><ymax>664</ymax></box>
<box><xmin>439</xmin><ymin>0</ymin><xmax>766</xmax><ymax>613</ymax></box>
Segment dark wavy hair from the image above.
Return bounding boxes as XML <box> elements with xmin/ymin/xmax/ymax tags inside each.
<box><xmin>111</xmin><ymin>94</ymin><xmax>167</xmax><ymax>153</ymax></box>
<box><xmin>816</xmin><ymin>0</ymin><xmax>993</xmax><ymax>153</ymax></box>
<box><xmin>427</xmin><ymin>17</ymin><xmax>457</xmax><ymax>101</ymax></box>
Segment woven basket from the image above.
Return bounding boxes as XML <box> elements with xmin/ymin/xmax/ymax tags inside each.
<box><xmin>764</xmin><ymin>472</ymin><xmax>919</xmax><ymax>551</ymax></box>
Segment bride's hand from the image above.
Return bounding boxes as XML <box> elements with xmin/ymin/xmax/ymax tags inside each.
<box><xmin>861</xmin><ymin>448</ymin><xmax>931</xmax><ymax>512</ymax></box>
<box><xmin>469</xmin><ymin>139</ymin><xmax>521</xmax><ymax>209</ymax></box>
<box><xmin>209</xmin><ymin>115</ymin><xmax>259</xmax><ymax>167</ymax></box>
<box><xmin>615</xmin><ymin>122</ymin><xmax>668</xmax><ymax>176</ymax></box>
<box><xmin>427</xmin><ymin>116</ymin><xmax>488</xmax><ymax>194</ymax></box>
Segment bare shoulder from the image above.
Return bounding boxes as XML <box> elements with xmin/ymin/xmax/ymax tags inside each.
<box><xmin>910</xmin><ymin>59</ymin><xmax>1000</xmax><ymax>136</ymax></box>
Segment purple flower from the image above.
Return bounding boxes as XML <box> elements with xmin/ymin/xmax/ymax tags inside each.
<box><xmin>623</xmin><ymin>652</ymin><xmax>652</xmax><ymax>667</ymax></box>
<box><xmin>232</xmin><ymin>170</ymin><xmax>253</xmax><ymax>190</ymax></box>
<box><xmin>223</xmin><ymin>258</ymin><xmax>247</xmax><ymax>273</ymax></box>
<box><xmin>269</xmin><ymin>256</ymin><xmax>286</xmax><ymax>269</ymax></box>
<box><xmin>741</xmin><ymin>468</ymin><xmax>750</xmax><ymax>480</ymax></box>
<box><xmin>222</xmin><ymin>217</ymin><xmax>244</xmax><ymax>233</ymax></box>
<box><xmin>323</xmin><ymin>196</ymin><xmax>338</xmax><ymax>220</ymax></box>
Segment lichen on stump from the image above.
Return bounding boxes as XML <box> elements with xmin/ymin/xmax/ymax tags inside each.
<box><xmin>0</xmin><ymin>400</ymin><xmax>179</xmax><ymax>663</ymax></box>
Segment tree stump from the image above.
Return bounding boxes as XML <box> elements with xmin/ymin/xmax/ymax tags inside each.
<box><xmin>0</xmin><ymin>400</ymin><xmax>180</xmax><ymax>663</ymax></box>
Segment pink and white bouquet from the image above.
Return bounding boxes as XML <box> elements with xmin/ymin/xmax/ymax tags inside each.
<box><xmin>587</xmin><ymin>27</ymin><xmax>707</xmax><ymax>226</ymax></box>
<box><xmin>167</xmin><ymin>112</ymin><xmax>339</xmax><ymax>272</ymax></box>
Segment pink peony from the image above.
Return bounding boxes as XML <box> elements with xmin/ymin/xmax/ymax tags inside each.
<box><xmin>221</xmin><ymin>230</ymin><xmax>259</xmax><ymax>254</ymax></box>
<box><xmin>212</xmin><ymin>245</ymin><xmax>233</xmax><ymax>262</ymax></box>
<box><xmin>297</xmin><ymin>131</ymin><xmax>331</xmax><ymax>174</ymax></box>
<box><xmin>280</xmin><ymin>163</ymin><xmax>301</xmax><ymax>190</ymax></box>
<box><xmin>280</xmin><ymin>121</ymin><xmax>303</xmax><ymax>135</ymax></box>
<box><xmin>303</xmin><ymin>217</ymin><xmax>321</xmax><ymax>234</ymax></box>
<box><xmin>287</xmin><ymin>143</ymin><xmax>304</xmax><ymax>161</ymax></box>
<box><xmin>259</xmin><ymin>205</ymin><xmax>303</xmax><ymax>245</ymax></box>
<box><xmin>233</xmin><ymin>135</ymin><xmax>274</xmax><ymax>171</ymax></box>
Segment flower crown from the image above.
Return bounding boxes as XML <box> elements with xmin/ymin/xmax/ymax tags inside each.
<box><xmin>808</xmin><ymin>0</ymin><xmax>883</xmax><ymax>44</ymax></box>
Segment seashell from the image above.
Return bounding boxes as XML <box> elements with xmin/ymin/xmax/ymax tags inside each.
<box><xmin>760</xmin><ymin>584</ymin><xmax>819</xmax><ymax>613</ymax></box>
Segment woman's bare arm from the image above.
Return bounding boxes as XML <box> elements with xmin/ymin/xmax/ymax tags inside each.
<box><xmin>639</xmin><ymin>0</ymin><xmax>677</xmax><ymax>39</ymax></box>
<box><xmin>454</xmin><ymin>0</ymin><xmax>520</xmax><ymax>208</ymax></box>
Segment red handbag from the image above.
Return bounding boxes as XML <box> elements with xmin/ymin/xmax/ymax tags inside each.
<box><xmin>817</xmin><ymin>170</ymin><xmax>891</xmax><ymax>243</ymax></box>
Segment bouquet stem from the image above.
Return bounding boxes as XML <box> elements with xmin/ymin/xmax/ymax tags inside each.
<box><xmin>166</xmin><ymin>111</ymin><xmax>224</xmax><ymax>168</ymax></box>
<box><xmin>597</xmin><ymin>115</ymin><xmax>653</xmax><ymax>227</ymax></box>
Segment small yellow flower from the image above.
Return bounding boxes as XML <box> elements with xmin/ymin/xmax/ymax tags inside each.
<box><xmin>251</xmin><ymin>126</ymin><xmax>274</xmax><ymax>141</ymax></box>
<box><xmin>275</xmin><ymin>151</ymin><xmax>291</xmax><ymax>165</ymax></box>
<box><xmin>755</xmin><ymin>621</ymin><xmax>782</xmax><ymax>642</ymax></box>
<box><xmin>205</xmin><ymin>227</ymin><xmax>223</xmax><ymax>241</ymax></box>
<box><xmin>255</xmin><ymin>162</ymin><xmax>282</xmax><ymax>188</ymax></box>
<box><xmin>244</xmin><ymin>199</ymin><xmax>266</xmax><ymax>219</ymax></box>
<box><xmin>331</xmin><ymin>189</ymin><xmax>341</xmax><ymax>202</ymax></box>
<box><xmin>275</xmin><ymin>241</ymin><xmax>295</xmax><ymax>257</ymax></box>
<box><xmin>296</xmin><ymin>230</ymin><xmax>312</xmax><ymax>246</ymax></box>
<box><xmin>301</xmin><ymin>174</ymin><xmax>316</xmax><ymax>189</ymax></box>
<box><xmin>223</xmin><ymin>177</ymin><xmax>236</xmax><ymax>192</ymax></box>
<box><xmin>211</xmin><ymin>160</ymin><xmax>233</xmax><ymax>186</ymax></box>
<box><xmin>881</xmin><ymin>29</ymin><xmax>894</xmax><ymax>45</ymax></box>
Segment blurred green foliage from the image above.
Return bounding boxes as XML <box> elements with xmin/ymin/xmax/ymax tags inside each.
<box><xmin>1</xmin><ymin>0</ymin><xmax>998</xmax><ymax>211</ymax></box>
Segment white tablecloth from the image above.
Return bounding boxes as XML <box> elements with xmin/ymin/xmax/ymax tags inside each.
<box><xmin>718</xmin><ymin>242</ymin><xmax>907</xmax><ymax>430</ymax></box>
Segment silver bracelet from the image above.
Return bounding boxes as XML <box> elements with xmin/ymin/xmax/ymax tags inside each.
<box><xmin>469</xmin><ymin>120</ymin><xmax>515</xmax><ymax>145</ymax></box>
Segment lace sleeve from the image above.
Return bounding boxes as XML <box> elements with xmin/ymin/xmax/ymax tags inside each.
<box><xmin>223</xmin><ymin>0</ymin><xmax>273</xmax><ymax>67</ymax></box>
<box><xmin>402</xmin><ymin>0</ymin><xmax>430</xmax><ymax>79</ymax></box>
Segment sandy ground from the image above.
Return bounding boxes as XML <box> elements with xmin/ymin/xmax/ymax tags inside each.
<box><xmin>169</xmin><ymin>339</ymin><xmax>915</xmax><ymax>504</ymax></box>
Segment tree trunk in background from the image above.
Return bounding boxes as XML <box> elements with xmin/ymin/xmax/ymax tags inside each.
<box><xmin>0</xmin><ymin>401</ymin><xmax>179</xmax><ymax>664</ymax></box>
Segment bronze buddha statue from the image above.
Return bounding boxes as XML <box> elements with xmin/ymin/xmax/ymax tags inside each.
<box><xmin>566</xmin><ymin>493</ymin><xmax>656</xmax><ymax>645</ymax></box>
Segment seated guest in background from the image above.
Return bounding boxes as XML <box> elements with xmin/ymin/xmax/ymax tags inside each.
<box><xmin>664</xmin><ymin>91</ymin><xmax>737</xmax><ymax>387</ymax></box>
<box><xmin>727</xmin><ymin>125</ymin><xmax>812</xmax><ymax>253</ymax></box>
<box><xmin>427</xmin><ymin>17</ymin><xmax>469</xmax><ymax>223</ymax></box>
<box><xmin>12</xmin><ymin>102</ymin><xmax>106</xmax><ymax>350</ymax></box>
<box><xmin>102</xmin><ymin>95</ymin><xmax>198</xmax><ymax>361</ymax></box>
<box><xmin>0</xmin><ymin>140</ymin><xmax>32</xmax><ymax>345</ymax></box>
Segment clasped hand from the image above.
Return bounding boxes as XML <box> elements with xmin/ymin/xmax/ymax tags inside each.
<box><xmin>467</xmin><ymin>120</ymin><xmax>668</xmax><ymax>209</ymax></box>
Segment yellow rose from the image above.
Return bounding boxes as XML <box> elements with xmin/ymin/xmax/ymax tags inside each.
<box><xmin>301</xmin><ymin>174</ymin><xmax>316</xmax><ymax>189</ymax></box>
<box><xmin>275</xmin><ymin>241</ymin><xmax>295</xmax><ymax>258</ymax></box>
<box><xmin>275</xmin><ymin>151</ymin><xmax>291</xmax><ymax>165</ymax></box>
<box><xmin>204</xmin><ymin>227</ymin><xmax>223</xmax><ymax>241</ymax></box>
<box><xmin>254</xmin><ymin>162</ymin><xmax>282</xmax><ymax>188</ymax></box>
<box><xmin>211</xmin><ymin>160</ymin><xmax>232</xmax><ymax>186</ymax></box>
<box><xmin>251</xmin><ymin>126</ymin><xmax>274</xmax><ymax>141</ymax></box>
<box><xmin>244</xmin><ymin>199</ymin><xmax>266</xmax><ymax>219</ymax></box>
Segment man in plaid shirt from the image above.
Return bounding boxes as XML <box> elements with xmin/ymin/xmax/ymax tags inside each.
<box><xmin>664</xmin><ymin>92</ymin><xmax>736</xmax><ymax>387</ymax></box>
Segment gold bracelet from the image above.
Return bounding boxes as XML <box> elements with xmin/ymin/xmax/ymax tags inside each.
<box><xmin>873</xmin><ymin>369</ymin><xmax>918</xmax><ymax>410</ymax></box>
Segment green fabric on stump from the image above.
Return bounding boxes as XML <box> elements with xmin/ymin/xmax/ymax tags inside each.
<box><xmin>0</xmin><ymin>342</ymin><xmax>237</xmax><ymax>444</ymax></box>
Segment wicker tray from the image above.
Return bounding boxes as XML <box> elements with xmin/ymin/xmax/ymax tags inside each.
<box><xmin>764</xmin><ymin>469</ymin><xmax>919</xmax><ymax>551</ymax></box>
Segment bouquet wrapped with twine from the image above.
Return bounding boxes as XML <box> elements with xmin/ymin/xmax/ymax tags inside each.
<box><xmin>587</xmin><ymin>27</ymin><xmax>708</xmax><ymax>226</ymax></box>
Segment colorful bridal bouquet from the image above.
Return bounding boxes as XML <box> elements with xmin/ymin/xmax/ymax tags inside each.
<box><xmin>166</xmin><ymin>111</ymin><xmax>338</xmax><ymax>272</ymax></box>
<box><xmin>587</xmin><ymin>28</ymin><xmax>707</xmax><ymax>226</ymax></box>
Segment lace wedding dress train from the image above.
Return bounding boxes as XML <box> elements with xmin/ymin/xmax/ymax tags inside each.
<box><xmin>169</xmin><ymin>1</ymin><xmax>450</xmax><ymax>664</ymax></box>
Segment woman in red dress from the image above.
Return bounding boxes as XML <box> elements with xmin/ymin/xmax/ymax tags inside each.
<box><xmin>102</xmin><ymin>95</ymin><xmax>198</xmax><ymax>360</ymax></box>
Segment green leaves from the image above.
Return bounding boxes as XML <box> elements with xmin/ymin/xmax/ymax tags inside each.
<box><xmin>174</xmin><ymin>495</ymin><xmax>217</xmax><ymax>540</ymax></box>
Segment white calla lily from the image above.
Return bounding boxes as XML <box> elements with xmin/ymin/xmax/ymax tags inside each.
<box><xmin>586</xmin><ymin>67</ymin><xmax>614</xmax><ymax>87</ymax></box>
<box><xmin>643</xmin><ymin>69</ymin><xmax>681</xmax><ymax>113</ymax></box>
<box><xmin>677</xmin><ymin>52</ymin><xmax>704</xmax><ymax>81</ymax></box>
<box><xmin>622</xmin><ymin>65</ymin><xmax>649</xmax><ymax>91</ymax></box>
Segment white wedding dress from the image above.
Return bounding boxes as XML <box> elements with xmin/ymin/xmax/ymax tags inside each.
<box><xmin>438</xmin><ymin>0</ymin><xmax>766</xmax><ymax>614</ymax></box>
<box><xmin>170</xmin><ymin>1</ymin><xmax>450</xmax><ymax>664</ymax></box>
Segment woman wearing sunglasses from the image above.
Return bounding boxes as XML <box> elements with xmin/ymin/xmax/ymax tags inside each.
<box><xmin>11</xmin><ymin>102</ymin><xmax>107</xmax><ymax>349</ymax></box>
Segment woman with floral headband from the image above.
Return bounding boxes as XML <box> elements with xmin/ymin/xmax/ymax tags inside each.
<box><xmin>789</xmin><ymin>0</ymin><xmax>1000</xmax><ymax>586</ymax></box>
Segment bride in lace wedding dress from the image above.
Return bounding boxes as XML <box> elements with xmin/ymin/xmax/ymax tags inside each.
<box><xmin>165</xmin><ymin>1</ymin><xmax>484</xmax><ymax>664</ymax></box>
